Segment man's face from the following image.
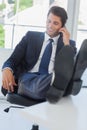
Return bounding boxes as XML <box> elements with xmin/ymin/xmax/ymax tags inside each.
<box><xmin>46</xmin><ymin>13</ymin><xmax>62</xmax><ymax>38</ymax></box>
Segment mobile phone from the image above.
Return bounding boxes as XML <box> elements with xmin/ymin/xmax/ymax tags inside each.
<box><xmin>59</xmin><ymin>32</ymin><xmax>63</xmax><ymax>37</ymax></box>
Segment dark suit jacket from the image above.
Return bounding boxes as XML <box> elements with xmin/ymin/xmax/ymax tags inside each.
<box><xmin>2</xmin><ymin>31</ymin><xmax>77</xmax><ymax>79</ymax></box>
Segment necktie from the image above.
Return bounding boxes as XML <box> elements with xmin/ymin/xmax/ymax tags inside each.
<box><xmin>39</xmin><ymin>39</ymin><xmax>53</xmax><ymax>74</ymax></box>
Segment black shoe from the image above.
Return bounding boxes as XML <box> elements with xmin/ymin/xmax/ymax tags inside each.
<box><xmin>46</xmin><ymin>45</ymin><xmax>75</xmax><ymax>103</ymax></box>
<box><xmin>46</xmin><ymin>86</ymin><xmax>64</xmax><ymax>103</ymax></box>
<box><xmin>73</xmin><ymin>39</ymin><xmax>87</xmax><ymax>80</ymax></box>
<box><xmin>64</xmin><ymin>79</ymin><xmax>82</xmax><ymax>96</ymax></box>
<box><xmin>65</xmin><ymin>39</ymin><xmax>87</xmax><ymax>96</ymax></box>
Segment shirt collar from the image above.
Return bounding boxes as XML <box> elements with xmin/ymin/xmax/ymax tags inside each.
<box><xmin>45</xmin><ymin>32</ymin><xmax>60</xmax><ymax>44</ymax></box>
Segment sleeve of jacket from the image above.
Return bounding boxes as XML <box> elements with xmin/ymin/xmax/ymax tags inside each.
<box><xmin>70</xmin><ymin>39</ymin><xmax>77</xmax><ymax>55</ymax></box>
<box><xmin>2</xmin><ymin>31</ymin><xmax>31</xmax><ymax>73</ymax></box>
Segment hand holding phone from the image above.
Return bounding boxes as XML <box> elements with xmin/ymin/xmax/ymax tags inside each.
<box><xmin>59</xmin><ymin>27</ymin><xmax>70</xmax><ymax>46</ymax></box>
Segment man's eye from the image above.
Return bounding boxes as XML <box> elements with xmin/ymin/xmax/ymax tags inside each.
<box><xmin>54</xmin><ymin>22</ymin><xmax>59</xmax><ymax>25</ymax></box>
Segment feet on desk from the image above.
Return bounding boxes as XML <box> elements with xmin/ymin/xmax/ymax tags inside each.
<box><xmin>46</xmin><ymin>45</ymin><xmax>75</xmax><ymax>103</ymax></box>
<box><xmin>46</xmin><ymin>86</ymin><xmax>64</xmax><ymax>103</ymax></box>
<box><xmin>71</xmin><ymin>39</ymin><xmax>87</xmax><ymax>95</ymax></box>
<box><xmin>46</xmin><ymin>39</ymin><xmax>87</xmax><ymax>103</ymax></box>
<box><xmin>73</xmin><ymin>39</ymin><xmax>87</xmax><ymax>80</ymax></box>
<box><xmin>65</xmin><ymin>39</ymin><xmax>87</xmax><ymax>96</ymax></box>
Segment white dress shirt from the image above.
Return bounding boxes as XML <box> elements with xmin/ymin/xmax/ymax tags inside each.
<box><xmin>30</xmin><ymin>32</ymin><xmax>60</xmax><ymax>74</ymax></box>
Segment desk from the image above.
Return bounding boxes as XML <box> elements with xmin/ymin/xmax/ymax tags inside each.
<box><xmin>0</xmin><ymin>106</ymin><xmax>49</xmax><ymax>130</ymax></box>
<box><xmin>20</xmin><ymin>88</ymin><xmax>87</xmax><ymax>130</ymax></box>
<box><xmin>0</xmin><ymin>89</ymin><xmax>87</xmax><ymax>130</ymax></box>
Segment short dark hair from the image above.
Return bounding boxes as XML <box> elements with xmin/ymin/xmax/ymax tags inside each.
<box><xmin>47</xmin><ymin>6</ymin><xmax>68</xmax><ymax>27</ymax></box>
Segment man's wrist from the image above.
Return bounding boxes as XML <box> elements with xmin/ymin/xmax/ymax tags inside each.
<box><xmin>2</xmin><ymin>67</ymin><xmax>13</xmax><ymax>74</ymax></box>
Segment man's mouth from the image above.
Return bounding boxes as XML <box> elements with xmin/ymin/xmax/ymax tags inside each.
<box><xmin>47</xmin><ymin>28</ymin><xmax>53</xmax><ymax>33</ymax></box>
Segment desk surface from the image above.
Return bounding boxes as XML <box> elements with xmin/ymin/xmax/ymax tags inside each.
<box><xmin>20</xmin><ymin>88</ymin><xmax>87</xmax><ymax>130</ymax></box>
<box><xmin>0</xmin><ymin>88</ymin><xmax>87</xmax><ymax>130</ymax></box>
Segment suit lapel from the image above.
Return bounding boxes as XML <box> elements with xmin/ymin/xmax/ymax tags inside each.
<box><xmin>37</xmin><ymin>33</ymin><xmax>44</xmax><ymax>55</ymax></box>
<box><xmin>33</xmin><ymin>32</ymin><xmax>44</xmax><ymax>64</ymax></box>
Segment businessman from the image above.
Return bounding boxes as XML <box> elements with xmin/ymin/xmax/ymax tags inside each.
<box><xmin>1</xmin><ymin>6</ymin><xmax>87</xmax><ymax>103</ymax></box>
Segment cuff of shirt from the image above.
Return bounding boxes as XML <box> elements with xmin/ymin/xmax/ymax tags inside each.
<box><xmin>2</xmin><ymin>67</ymin><xmax>13</xmax><ymax>74</ymax></box>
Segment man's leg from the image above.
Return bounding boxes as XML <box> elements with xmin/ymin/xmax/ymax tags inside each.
<box><xmin>64</xmin><ymin>39</ymin><xmax>87</xmax><ymax>96</ymax></box>
<box><xmin>46</xmin><ymin>45</ymin><xmax>75</xmax><ymax>103</ymax></box>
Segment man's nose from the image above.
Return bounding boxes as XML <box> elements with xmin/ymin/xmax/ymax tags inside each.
<box><xmin>48</xmin><ymin>22</ymin><xmax>53</xmax><ymax>28</ymax></box>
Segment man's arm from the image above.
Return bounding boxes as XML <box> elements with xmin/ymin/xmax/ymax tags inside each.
<box><xmin>1</xmin><ymin>31</ymin><xmax>30</xmax><ymax>92</ymax></box>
